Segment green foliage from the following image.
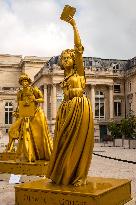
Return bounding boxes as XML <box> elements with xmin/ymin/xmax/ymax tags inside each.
<box><xmin>108</xmin><ymin>121</ymin><xmax>122</xmax><ymax>139</ymax></box>
<box><xmin>121</xmin><ymin>114</ymin><xmax>136</xmax><ymax>139</ymax></box>
<box><xmin>108</xmin><ymin>114</ymin><xmax>136</xmax><ymax>140</ymax></box>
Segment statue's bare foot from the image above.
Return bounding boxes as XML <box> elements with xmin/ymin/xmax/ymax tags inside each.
<box><xmin>73</xmin><ymin>179</ymin><xmax>87</xmax><ymax>187</ymax></box>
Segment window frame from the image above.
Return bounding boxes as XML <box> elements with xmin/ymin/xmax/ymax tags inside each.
<box><xmin>5</xmin><ymin>102</ymin><xmax>13</xmax><ymax>125</ymax></box>
<box><xmin>114</xmin><ymin>84</ymin><xmax>121</xmax><ymax>93</ymax></box>
<box><xmin>95</xmin><ymin>91</ymin><xmax>105</xmax><ymax>119</ymax></box>
<box><xmin>114</xmin><ymin>100</ymin><xmax>121</xmax><ymax>117</ymax></box>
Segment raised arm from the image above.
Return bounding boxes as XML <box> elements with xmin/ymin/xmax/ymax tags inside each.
<box><xmin>60</xmin><ymin>5</ymin><xmax>84</xmax><ymax>76</ymax></box>
<box><xmin>67</xmin><ymin>17</ymin><xmax>84</xmax><ymax>76</ymax></box>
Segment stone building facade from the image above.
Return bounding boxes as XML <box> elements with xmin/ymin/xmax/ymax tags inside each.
<box><xmin>0</xmin><ymin>54</ymin><xmax>50</xmax><ymax>134</ymax></box>
<box><xmin>125</xmin><ymin>57</ymin><xmax>136</xmax><ymax>117</ymax></box>
<box><xmin>34</xmin><ymin>56</ymin><xmax>129</xmax><ymax>142</ymax></box>
<box><xmin>0</xmin><ymin>54</ymin><xmax>136</xmax><ymax>142</ymax></box>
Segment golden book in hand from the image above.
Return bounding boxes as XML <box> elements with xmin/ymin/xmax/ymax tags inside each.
<box><xmin>19</xmin><ymin>101</ymin><xmax>36</xmax><ymax>117</ymax></box>
<box><xmin>60</xmin><ymin>5</ymin><xmax>76</xmax><ymax>22</ymax></box>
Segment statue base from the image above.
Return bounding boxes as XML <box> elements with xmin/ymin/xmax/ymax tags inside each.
<box><xmin>0</xmin><ymin>152</ymin><xmax>16</xmax><ymax>160</ymax></box>
<box><xmin>0</xmin><ymin>153</ymin><xmax>48</xmax><ymax>175</ymax></box>
<box><xmin>15</xmin><ymin>177</ymin><xmax>131</xmax><ymax>205</ymax></box>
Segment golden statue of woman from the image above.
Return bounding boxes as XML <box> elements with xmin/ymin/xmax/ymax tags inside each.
<box><xmin>6</xmin><ymin>73</ymin><xmax>53</xmax><ymax>162</ymax></box>
<box><xmin>47</xmin><ymin>5</ymin><xmax>94</xmax><ymax>186</ymax></box>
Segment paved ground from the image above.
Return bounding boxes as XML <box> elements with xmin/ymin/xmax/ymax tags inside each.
<box><xmin>0</xmin><ymin>141</ymin><xmax>136</xmax><ymax>205</ymax></box>
<box><xmin>90</xmin><ymin>144</ymin><xmax>136</xmax><ymax>205</ymax></box>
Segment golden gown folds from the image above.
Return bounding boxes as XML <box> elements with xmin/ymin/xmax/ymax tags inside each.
<box><xmin>23</xmin><ymin>106</ymin><xmax>52</xmax><ymax>161</ymax></box>
<box><xmin>47</xmin><ymin>74</ymin><xmax>94</xmax><ymax>185</ymax></box>
<box><xmin>9</xmin><ymin>86</ymin><xmax>53</xmax><ymax>161</ymax></box>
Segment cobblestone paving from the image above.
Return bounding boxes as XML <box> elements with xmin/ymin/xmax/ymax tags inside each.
<box><xmin>94</xmin><ymin>144</ymin><xmax>136</xmax><ymax>162</ymax></box>
<box><xmin>89</xmin><ymin>144</ymin><xmax>136</xmax><ymax>205</ymax></box>
<box><xmin>0</xmin><ymin>143</ymin><xmax>136</xmax><ymax>205</ymax></box>
<box><xmin>0</xmin><ymin>181</ymin><xmax>15</xmax><ymax>205</ymax></box>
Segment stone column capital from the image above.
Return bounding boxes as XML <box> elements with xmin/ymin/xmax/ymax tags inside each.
<box><xmin>52</xmin><ymin>83</ymin><xmax>57</xmax><ymax>87</ymax></box>
<box><xmin>90</xmin><ymin>84</ymin><xmax>96</xmax><ymax>88</ymax></box>
<box><xmin>44</xmin><ymin>84</ymin><xmax>47</xmax><ymax>89</ymax></box>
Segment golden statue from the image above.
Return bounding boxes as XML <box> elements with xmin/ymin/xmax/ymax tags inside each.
<box><xmin>12</xmin><ymin>7</ymin><xmax>131</xmax><ymax>205</ymax></box>
<box><xmin>6</xmin><ymin>73</ymin><xmax>53</xmax><ymax>162</ymax></box>
<box><xmin>47</xmin><ymin>5</ymin><xmax>94</xmax><ymax>186</ymax></box>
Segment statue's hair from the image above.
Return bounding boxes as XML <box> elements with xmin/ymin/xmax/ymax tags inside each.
<box><xmin>19</xmin><ymin>73</ymin><xmax>32</xmax><ymax>85</ymax></box>
<box><xmin>59</xmin><ymin>49</ymin><xmax>75</xmax><ymax>70</ymax></box>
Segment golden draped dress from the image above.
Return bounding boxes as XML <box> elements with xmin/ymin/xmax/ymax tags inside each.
<box><xmin>9</xmin><ymin>86</ymin><xmax>53</xmax><ymax>161</ymax></box>
<box><xmin>47</xmin><ymin>72</ymin><xmax>94</xmax><ymax>185</ymax></box>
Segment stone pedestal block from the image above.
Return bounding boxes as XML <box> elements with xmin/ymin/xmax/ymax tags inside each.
<box><xmin>15</xmin><ymin>177</ymin><xmax>131</xmax><ymax>205</ymax></box>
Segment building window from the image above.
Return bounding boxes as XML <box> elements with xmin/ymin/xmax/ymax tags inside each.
<box><xmin>95</xmin><ymin>91</ymin><xmax>104</xmax><ymax>119</ymax></box>
<box><xmin>83</xmin><ymin>59</ymin><xmax>92</xmax><ymax>68</ymax></box>
<box><xmin>114</xmin><ymin>101</ymin><xmax>121</xmax><ymax>116</ymax></box>
<box><xmin>113</xmin><ymin>64</ymin><xmax>120</xmax><ymax>73</ymax></box>
<box><xmin>129</xmin><ymin>82</ymin><xmax>131</xmax><ymax>92</ymax></box>
<box><xmin>114</xmin><ymin>84</ymin><xmax>120</xmax><ymax>93</ymax></box>
<box><xmin>2</xmin><ymin>87</ymin><xmax>11</xmax><ymax>91</ymax></box>
<box><xmin>128</xmin><ymin>102</ymin><xmax>132</xmax><ymax>114</ymax></box>
<box><xmin>57</xmin><ymin>95</ymin><xmax>64</xmax><ymax>109</ymax></box>
<box><xmin>5</xmin><ymin>102</ymin><xmax>13</xmax><ymax>124</ymax></box>
<box><xmin>6</xmin><ymin>129</ymin><xmax>9</xmax><ymax>133</ymax></box>
<box><xmin>57</xmin><ymin>86</ymin><xmax>64</xmax><ymax>109</ymax></box>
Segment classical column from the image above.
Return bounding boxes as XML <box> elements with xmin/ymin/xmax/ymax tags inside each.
<box><xmin>109</xmin><ymin>85</ymin><xmax>114</xmax><ymax>119</ymax></box>
<box><xmin>43</xmin><ymin>84</ymin><xmax>47</xmax><ymax>117</ymax></box>
<box><xmin>90</xmin><ymin>85</ymin><xmax>95</xmax><ymax>118</ymax></box>
<box><xmin>52</xmin><ymin>84</ymin><xmax>57</xmax><ymax>120</ymax></box>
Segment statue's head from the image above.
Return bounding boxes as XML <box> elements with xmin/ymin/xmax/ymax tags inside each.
<box><xmin>59</xmin><ymin>49</ymin><xmax>75</xmax><ymax>70</ymax></box>
<box><xmin>19</xmin><ymin>73</ymin><xmax>32</xmax><ymax>88</ymax></box>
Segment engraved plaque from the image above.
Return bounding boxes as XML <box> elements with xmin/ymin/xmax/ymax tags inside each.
<box><xmin>19</xmin><ymin>101</ymin><xmax>36</xmax><ymax>117</ymax></box>
<box><xmin>15</xmin><ymin>177</ymin><xmax>131</xmax><ymax>205</ymax></box>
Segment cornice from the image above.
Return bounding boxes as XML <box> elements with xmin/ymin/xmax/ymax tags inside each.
<box><xmin>0</xmin><ymin>64</ymin><xmax>21</xmax><ymax>68</ymax></box>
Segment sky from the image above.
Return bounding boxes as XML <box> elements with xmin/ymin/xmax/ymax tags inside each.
<box><xmin>0</xmin><ymin>0</ymin><xmax>136</xmax><ymax>59</ymax></box>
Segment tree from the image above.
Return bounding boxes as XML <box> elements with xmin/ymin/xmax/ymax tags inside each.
<box><xmin>121</xmin><ymin>114</ymin><xmax>136</xmax><ymax>148</ymax></box>
<box><xmin>108</xmin><ymin>121</ymin><xmax>122</xmax><ymax>146</ymax></box>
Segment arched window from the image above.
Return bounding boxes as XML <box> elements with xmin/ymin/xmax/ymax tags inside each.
<box><xmin>95</xmin><ymin>91</ymin><xmax>105</xmax><ymax>119</ymax></box>
<box><xmin>5</xmin><ymin>102</ymin><xmax>13</xmax><ymax>124</ymax></box>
